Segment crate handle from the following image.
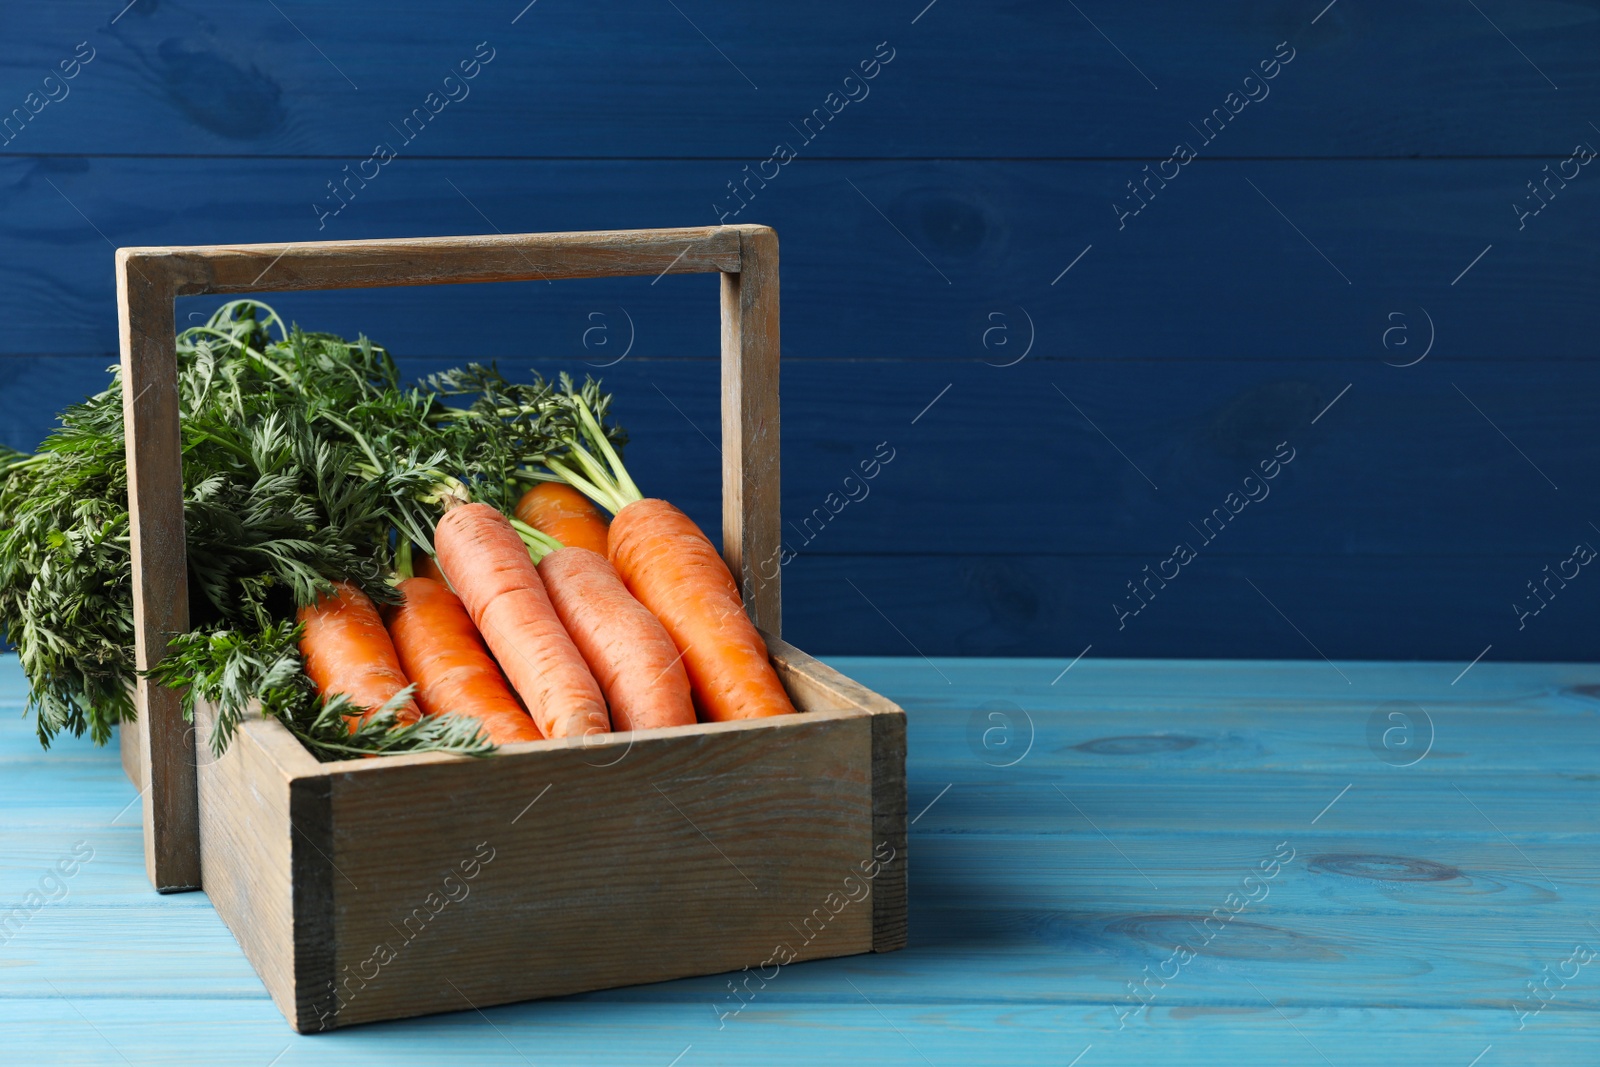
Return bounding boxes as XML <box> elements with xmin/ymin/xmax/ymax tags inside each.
<box><xmin>115</xmin><ymin>225</ymin><xmax>781</xmax><ymax>892</ymax></box>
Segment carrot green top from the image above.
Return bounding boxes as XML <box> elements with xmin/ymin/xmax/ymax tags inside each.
<box><xmin>543</xmin><ymin>397</ymin><xmax>645</xmax><ymax>516</ymax></box>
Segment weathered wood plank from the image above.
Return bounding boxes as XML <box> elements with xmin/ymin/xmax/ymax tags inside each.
<box><xmin>901</xmin><ymin>773</ymin><xmax>1600</xmax><ymax>838</ymax></box>
<box><xmin>1</xmin><ymin>998</ymin><xmax>1595</xmax><ymax>1067</ymax></box>
<box><xmin>721</xmin><ymin>225</ymin><xmax>782</xmax><ymax>632</ymax></box>
<box><xmin>3</xmin><ymin>158</ymin><xmax>1594</xmax><ymax>362</ymax></box>
<box><xmin>3</xmin><ymin>1</ymin><xmax>1595</xmax><ymax>157</ymax></box>
<box><xmin>14</xmin><ymin>829</ymin><xmax>1600</xmax><ymax>1004</ymax></box>
<box><xmin>769</xmin><ymin>636</ymin><xmax>907</xmax><ymax>952</ymax></box>
<box><xmin>311</xmin><ymin>706</ymin><xmax>875</xmax><ymax>1029</ymax></box>
<box><xmin>771</xmin><ymin>552</ymin><xmax>1600</xmax><ymax>661</ymax></box>
<box><xmin>13</xmin><ymin>355</ymin><xmax>1600</xmax><ymax>564</ymax></box>
<box><xmin>2</xmin><ymin>654</ymin><xmax>1598</xmax><ymax>1062</ymax></box>
<box><xmin>116</xmin><ymin>252</ymin><xmax>199</xmax><ymax>893</ymax></box>
<box><xmin>123</xmin><ymin>227</ymin><xmax>742</xmax><ymax>296</ymax></box>
<box><xmin>117</xmin><ymin>720</ymin><xmax>141</xmax><ymax>792</ymax></box>
<box><xmin>191</xmin><ymin>703</ymin><xmax>315</xmax><ymax>1027</ymax></box>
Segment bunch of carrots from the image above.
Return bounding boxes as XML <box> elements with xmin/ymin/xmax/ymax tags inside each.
<box><xmin>298</xmin><ymin>396</ymin><xmax>796</xmax><ymax>746</ymax></box>
<box><xmin>2</xmin><ymin>298</ymin><xmax>797</xmax><ymax>759</ymax></box>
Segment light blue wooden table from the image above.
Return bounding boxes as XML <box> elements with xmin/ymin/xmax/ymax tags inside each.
<box><xmin>3</xmin><ymin>654</ymin><xmax>1596</xmax><ymax>1064</ymax></box>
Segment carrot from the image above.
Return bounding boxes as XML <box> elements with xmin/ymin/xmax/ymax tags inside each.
<box><xmin>414</xmin><ymin>549</ymin><xmax>448</xmax><ymax>586</ymax></box>
<box><xmin>384</xmin><ymin>577</ymin><xmax>542</xmax><ymax>744</ymax></box>
<box><xmin>606</xmin><ymin>501</ymin><xmax>794</xmax><ymax>720</ymax></box>
<box><xmin>544</xmin><ymin>402</ymin><xmax>797</xmax><ymax>722</ymax></box>
<box><xmin>433</xmin><ymin>503</ymin><xmax>610</xmax><ymax>739</ymax></box>
<box><xmin>514</xmin><ymin>482</ymin><xmax>610</xmax><ymax>556</ymax></box>
<box><xmin>523</xmin><ymin>539</ymin><xmax>695</xmax><ymax>732</ymax></box>
<box><xmin>297</xmin><ymin>580</ymin><xmax>420</xmax><ymax>729</ymax></box>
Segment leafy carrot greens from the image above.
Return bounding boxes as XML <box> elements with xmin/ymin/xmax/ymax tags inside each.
<box><xmin>0</xmin><ymin>300</ymin><xmax>622</xmax><ymax>758</ymax></box>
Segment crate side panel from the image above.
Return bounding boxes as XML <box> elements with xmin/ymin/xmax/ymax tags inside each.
<box><xmin>869</xmin><ymin>710</ymin><xmax>908</xmax><ymax>952</ymax></box>
<box><xmin>324</xmin><ymin>712</ymin><xmax>875</xmax><ymax>1028</ymax></box>
<box><xmin>288</xmin><ymin>775</ymin><xmax>336</xmax><ymax>1032</ymax></box>
<box><xmin>118</xmin><ymin>718</ymin><xmax>143</xmax><ymax>792</ymax></box>
<box><xmin>194</xmin><ymin>714</ymin><xmax>301</xmax><ymax>1028</ymax></box>
<box><xmin>767</xmin><ymin>640</ymin><xmax>909</xmax><ymax>952</ymax></box>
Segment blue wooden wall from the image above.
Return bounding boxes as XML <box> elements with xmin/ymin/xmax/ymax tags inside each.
<box><xmin>2</xmin><ymin>1</ymin><xmax>1597</xmax><ymax>660</ymax></box>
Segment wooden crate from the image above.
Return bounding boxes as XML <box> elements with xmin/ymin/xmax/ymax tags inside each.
<box><xmin>115</xmin><ymin>226</ymin><xmax>907</xmax><ymax>1031</ymax></box>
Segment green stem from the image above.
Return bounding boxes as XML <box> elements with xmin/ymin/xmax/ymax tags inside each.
<box><xmin>182</xmin><ymin>429</ymin><xmax>255</xmax><ymax>463</ymax></box>
<box><xmin>209</xmin><ymin>298</ymin><xmax>288</xmax><ymax>343</ymax></box>
<box><xmin>249</xmin><ymin>351</ymin><xmax>299</xmax><ymax>390</ymax></box>
<box><xmin>316</xmin><ymin>411</ymin><xmax>385</xmax><ymax>474</ymax></box>
<box><xmin>562</xmin><ymin>437</ymin><xmax>624</xmax><ymax>501</ymax></box>
<box><xmin>179</xmin><ymin>327</ymin><xmax>299</xmax><ymax>391</ymax></box>
<box><xmin>1</xmin><ymin>452</ymin><xmax>49</xmax><ymax>472</ymax></box>
<box><xmin>544</xmin><ymin>457</ymin><xmax>624</xmax><ymax>515</ymax></box>
<box><xmin>575</xmin><ymin>398</ymin><xmax>642</xmax><ymax>503</ymax></box>
<box><xmin>509</xmin><ymin>518</ymin><xmax>563</xmax><ymax>564</ymax></box>
<box><xmin>541</xmin><ymin>396</ymin><xmax>640</xmax><ymax>515</ymax></box>
<box><xmin>422</xmin><ymin>474</ymin><xmax>473</xmax><ymax>510</ymax></box>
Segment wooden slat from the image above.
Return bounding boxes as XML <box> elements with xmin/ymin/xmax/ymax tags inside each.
<box><xmin>4</xmin><ymin>653</ymin><xmax>1600</xmax><ymax>1061</ymax></box>
<box><xmin>14</xmin><ymin>832</ymin><xmax>1600</xmax><ymax>996</ymax></box>
<box><xmin>287</xmin><ymin>773</ymin><xmax>334</xmax><ymax>1032</ymax></box>
<box><xmin>116</xmin><ymin>252</ymin><xmax>199</xmax><ymax>893</ymax></box>
<box><xmin>117</xmin><ymin>719</ymin><xmax>142</xmax><ymax>792</ymax></box>
<box><xmin>16</xmin><ymin>159</ymin><xmax>1597</xmax><ymax>363</ymax></box>
<box><xmin>308</xmin><ymin>704</ymin><xmax>874</xmax><ymax>1029</ymax></box>
<box><xmin>769</xmin><ymin>552</ymin><xmax>1600</xmax><ymax>662</ymax></box>
<box><xmin>191</xmin><ymin>703</ymin><xmax>318</xmax><ymax>1029</ymax></box>
<box><xmin>11</xmin><ymin>353</ymin><xmax>1600</xmax><ymax>560</ymax></box>
<box><xmin>768</xmin><ymin>636</ymin><xmax>907</xmax><ymax>952</ymax></box>
<box><xmin>17</xmin><ymin>301</ymin><xmax>1600</xmax><ymax>669</ymax></box>
<box><xmin>5</xmin><ymin>2</ymin><xmax>1596</xmax><ymax>157</ymax></box>
<box><xmin>2</xmin><ymin>999</ymin><xmax>1597</xmax><ymax>1067</ymax></box>
<box><xmin>721</xmin><ymin>225</ymin><xmax>782</xmax><ymax>632</ymax></box>
<box><xmin>15</xmin><ymin>354</ymin><xmax>1600</xmax><ymax>561</ymax></box>
<box><xmin>123</xmin><ymin>227</ymin><xmax>742</xmax><ymax>297</ymax></box>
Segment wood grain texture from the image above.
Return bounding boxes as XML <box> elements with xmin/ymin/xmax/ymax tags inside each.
<box><xmin>3</xmin><ymin>0</ymin><xmax>1597</xmax><ymax>673</ymax></box>
<box><xmin>286</xmin><ymin>773</ymin><xmax>334</xmax><ymax>1033</ymax></box>
<box><xmin>11</xmin><ymin>158</ymin><xmax>1595</xmax><ymax>362</ymax></box>
<box><xmin>16</xmin><ymin>351</ymin><xmax>1600</xmax><ymax>661</ymax></box>
<box><xmin>192</xmin><ymin>701</ymin><xmax>319</xmax><ymax>1029</ymax></box>
<box><xmin>117</xmin><ymin>719</ymin><xmax>141</xmax><ymax>792</ymax></box>
<box><xmin>185</xmin><ymin>649</ymin><xmax>891</xmax><ymax>1031</ymax></box>
<box><xmin>123</xmin><ymin>227</ymin><xmax>742</xmax><ymax>296</ymax></box>
<box><xmin>721</xmin><ymin>225</ymin><xmax>782</xmax><ymax>632</ymax></box>
<box><xmin>15</xmin><ymin>354</ymin><xmax>1600</xmax><ymax>560</ymax></box>
<box><xmin>116</xmin><ymin>252</ymin><xmax>199</xmax><ymax>893</ymax></box>
<box><xmin>5</xmin><ymin>653</ymin><xmax>1598</xmax><ymax>1063</ymax></box>
<box><xmin>768</xmin><ymin>635</ymin><xmax>907</xmax><ymax>952</ymax></box>
<box><xmin>9</xmin><ymin>153</ymin><xmax>1598</xmax><ymax>668</ymax></box>
<box><xmin>310</xmin><ymin>701</ymin><xmax>874</xmax><ymax>1027</ymax></box>
<box><xmin>1</xmin><ymin>1000</ymin><xmax>1597</xmax><ymax>1067</ymax></box>
<box><xmin>11</xmin><ymin>353</ymin><xmax>1600</xmax><ymax>560</ymax></box>
<box><xmin>2</xmin><ymin>1</ymin><xmax>1595</xmax><ymax>157</ymax></box>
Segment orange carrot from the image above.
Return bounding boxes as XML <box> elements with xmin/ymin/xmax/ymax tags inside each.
<box><xmin>297</xmin><ymin>580</ymin><xmax>420</xmax><ymax>729</ymax></box>
<box><xmin>514</xmin><ymin>482</ymin><xmax>610</xmax><ymax>556</ymax></box>
<box><xmin>385</xmin><ymin>577</ymin><xmax>542</xmax><ymax>744</ymax></box>
<box><xmin>606</xmin><ymin>500</ymin><xmax>795</xmax><ymax>721</ymax></box>
<box><xmin>433</xmin><ymin>503</ymin><xmax>609</xmax><ymax>739</ymax></box>
<box><xmin>542</xmin><ymin>399</ymin><xmax>795</xmax><ymax>722</ymax></box>
<box><xmin>414</xmin><ymin>550</ymin><xmax>448</xmax><ymax>586</ymax></box>
<box><xmin>533</xmin><ymin>545</ymin><xmax>695</xmax><ymax>731</ymax></box>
